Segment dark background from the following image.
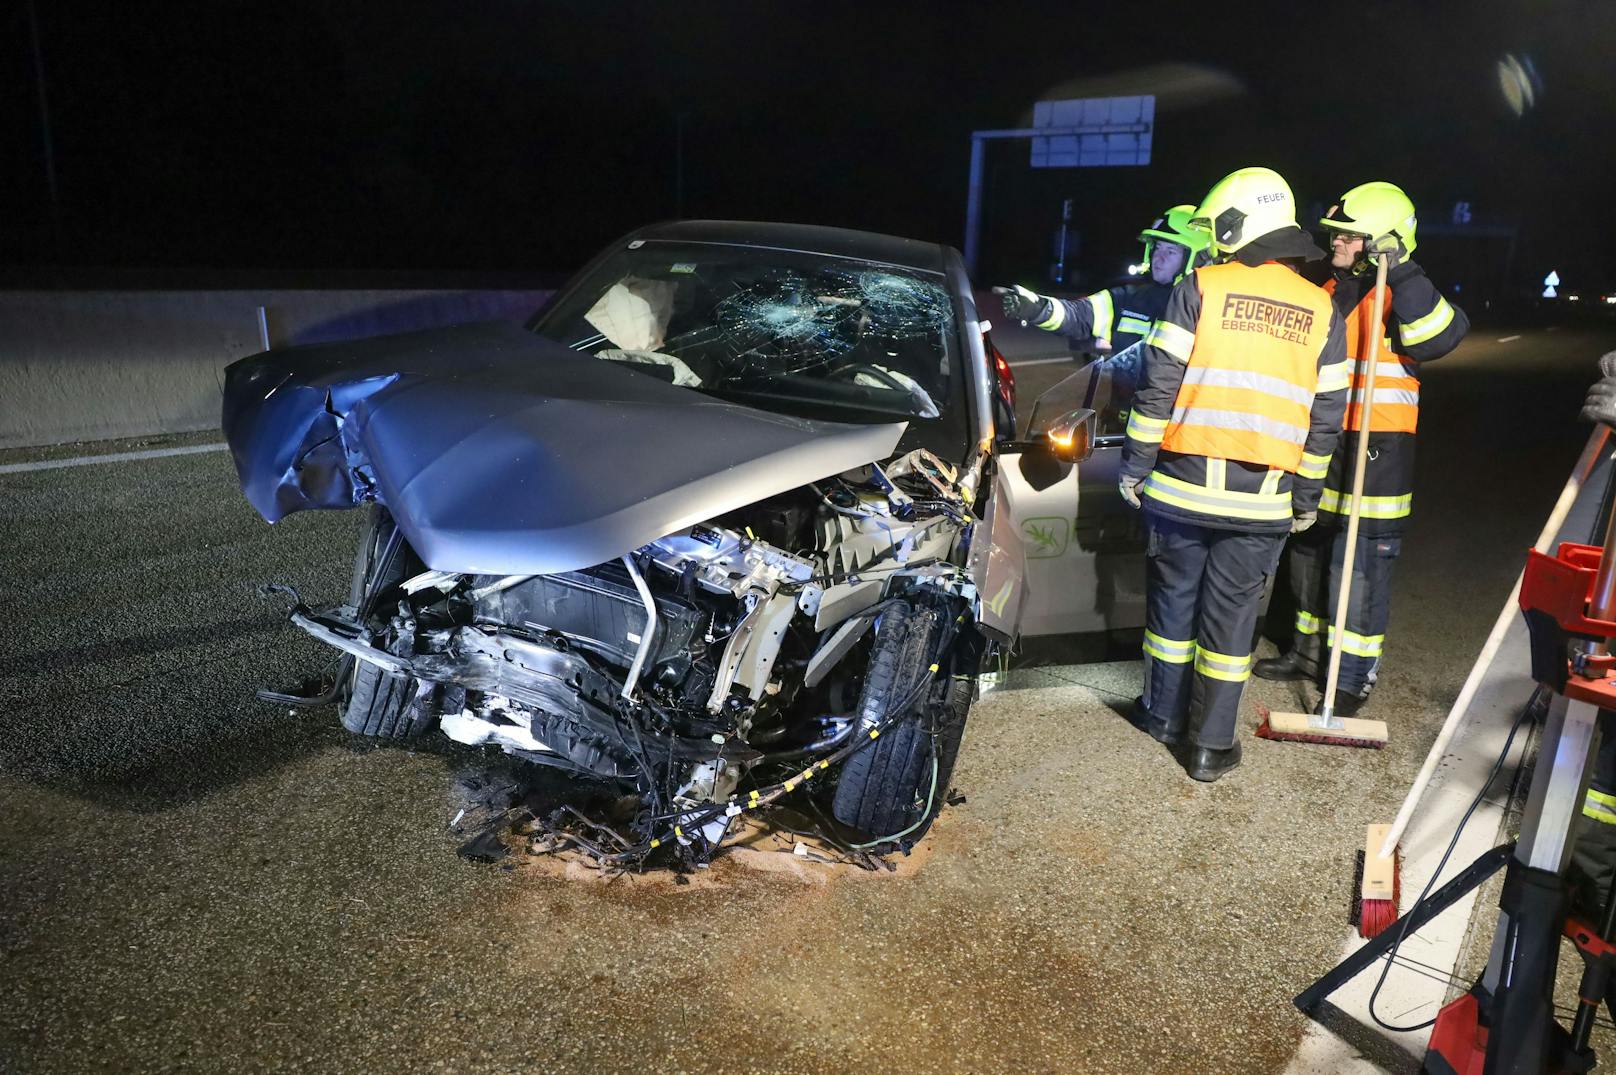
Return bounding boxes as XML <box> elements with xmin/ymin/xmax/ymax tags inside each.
<box><xmin>4</xmin><ymin>0</ymin><xmax>1613</xmax><ymax>297</ymax></box>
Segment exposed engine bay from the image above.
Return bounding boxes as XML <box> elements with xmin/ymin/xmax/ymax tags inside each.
<box><xmin>288</xmin><ymin>447</ymin><xmax>991</xmax><ymax>870</ymax></box>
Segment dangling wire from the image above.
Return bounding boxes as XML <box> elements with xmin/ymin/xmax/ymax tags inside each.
<box><xmin>1367</xmin><ymin>688</ymin><xmax>1544</xmax><ymax>1032</ymax></box>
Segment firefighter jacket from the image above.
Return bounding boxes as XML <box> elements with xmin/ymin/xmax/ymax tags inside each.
<box><xmin>1121</xmin><ymin>260</ymin><xmax>1349</xmax><ymax>535</ymax></box>
<box><xmin>1583</xmin><ymin>712</ymin><xmax>1616</xmax><ymax>829</ymax></box>
<box><xmin>1036</xmin><ymin>281</ymin><xmax>1170</xmax><ymax>355</ymax></box>
<box><xmin>1316</xmin><ymin>260</ymin><xmax>1468</xmax><ymax>535</ymax></box>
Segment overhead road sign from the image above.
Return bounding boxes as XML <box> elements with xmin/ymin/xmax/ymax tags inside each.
<box><xmin>964</xmin><ymin>95</ymin><xmax>1156</xmax><ymax>276</ymax></box>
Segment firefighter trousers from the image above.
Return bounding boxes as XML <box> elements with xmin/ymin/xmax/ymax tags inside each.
<box><xmin>1140</xmin><ymin>515</ymin><xmax>1284</xmax><ymax>750</ymax></box>
<box><xmin>1285</xmin><ymin>523</ymin><xmax>1403</xmax><ymax>697</ymax></box>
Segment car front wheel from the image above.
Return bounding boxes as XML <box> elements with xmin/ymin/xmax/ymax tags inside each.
<box><xmin>830</xmin><ymin>601</ymin><xmax>970</xmax><ymax>847</ymax></box>
<box><xmin>339</xmin><ymin>507</ymin><xmax>432</xmax><ymax>740</ymax></box>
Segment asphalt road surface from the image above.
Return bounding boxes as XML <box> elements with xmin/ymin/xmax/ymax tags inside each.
<box><xmin>4</xmin><ymin>316</ymin><xmax>1616</xmax><ymax>1074</ymax></box>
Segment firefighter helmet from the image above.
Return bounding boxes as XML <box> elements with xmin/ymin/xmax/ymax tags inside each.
<box><xmin>1319</xmin><ymin>181</ymin><xmax>1418</xmax><ymax>259</ymax></box>
<box><xmin>1139</xmin><ymin>205</ymin><xmax>1212</xmax><ymax>279</ymax></box>
<box><xmin>1189</xmin><ymin>167</ymin><xmax>1298</xmax><ymax>255</ymax></box>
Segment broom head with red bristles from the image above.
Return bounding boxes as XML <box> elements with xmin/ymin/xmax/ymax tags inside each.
<box><xmin>1356</xmin><ymin>824</ymin><xmax>1401</xmax><ymax>938</ymax></box>
<box><xmin>1254</xmin><ymin>702</ymin><xmax>1388</xmax><ymax>749</ymax></box>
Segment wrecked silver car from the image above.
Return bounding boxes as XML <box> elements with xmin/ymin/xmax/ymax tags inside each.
<box><xmin>223</xmin><ymin>221</ymin><xmax>1094</xmax><ymax>866</ymax></box>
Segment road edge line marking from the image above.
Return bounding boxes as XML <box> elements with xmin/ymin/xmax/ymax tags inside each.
<box><xmin>0</xmin><ymin>442</ymin><xmax>229</xmax><ymax>474</ymax></box>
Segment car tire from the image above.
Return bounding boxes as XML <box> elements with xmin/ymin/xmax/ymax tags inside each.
<box><xmin>339</xmin><ymin>508</ymin><xmax>432</xmax><ymax>740</ymax></box>
<box><xmin>343</xmin><ymin>661</ymin><xmax>431</xmax><ymax>739</ymax></box>
<box><xmin>831</xmin><ymin>602</ymin><xmax>970</xmax><ymax>845</ymax></box>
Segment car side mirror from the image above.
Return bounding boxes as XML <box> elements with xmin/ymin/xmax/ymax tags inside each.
<box><xmin>1000</xmin><ymin>407</ymin><xmax>1097</xmax><ymax>461</ymax></box>
<box><xmin>1002</xmin><ymin>408</ymin><xmax>1096</xmax><ymax>492</ymax></box>
<box><xmin>1043</xmin><ymin>408</ymin><xmax>1096</xmax><ymax>464</ymax></box>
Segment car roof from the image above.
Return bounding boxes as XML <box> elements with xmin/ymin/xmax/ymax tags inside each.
<box><xmin>626</xmin><ymin>220</ymin><xmax>952</xmax><ymax>274</ymax></box>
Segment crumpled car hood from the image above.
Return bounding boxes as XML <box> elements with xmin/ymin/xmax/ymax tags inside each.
<box><xmin>222</xmin><ymin>321</ymin><xmax>906</xmax><ymax>575</ymax></box>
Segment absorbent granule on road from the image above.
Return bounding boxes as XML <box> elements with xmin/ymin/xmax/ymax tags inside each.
<box><xmin>442</xmin><ymin>756</ymin><xmax>940</xmax><ymax>888</ymax></box>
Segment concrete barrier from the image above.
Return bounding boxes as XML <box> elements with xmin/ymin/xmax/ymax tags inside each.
<box><xmin>0</xmin><ymin>288</ymin><xmax>553</xmax><ymax>448</ymax></box>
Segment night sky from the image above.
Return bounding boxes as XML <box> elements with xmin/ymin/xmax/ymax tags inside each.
<box><xmin>6</xmin><ymin>1</ymin><xmax>1615</xmax><ymax>292</ymax></box>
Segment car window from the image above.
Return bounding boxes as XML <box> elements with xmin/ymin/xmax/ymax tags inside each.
<box><xmin>1088</xmin><ymin>365</ymin><xmax>1132</xmax><ymax>440</ymax></box>
<box><xmin>1027</xmin><ymin>363</ymin><xmax>1132</xmax><ymax>442</ymax></box>
<box><xmin>531</xmin><ymin>243</ymin><xmax>964</xmax><ymax>434</ymax></box>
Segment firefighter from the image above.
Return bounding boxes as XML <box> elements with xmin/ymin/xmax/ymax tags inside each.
<box><xmin>1253</xmin><ymin>183</ymin><xmax>1469</xmax><ymax>715</ymax></box>
<box><xmin>994</xmin><ymin>206</ymin><xmax>1212</xmax><ymax>394</ymax></box>
<box><xmin>1120</xmin><ymin>166</ymin><xmax>1350</xmax><ymax>781</ymax></box>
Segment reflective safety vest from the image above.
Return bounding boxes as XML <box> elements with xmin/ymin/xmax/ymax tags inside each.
<box><xmin>1324</xmin><ymin>278</ymin><xmax>1420</xmax><ymax>434</ymax></box>
<box><xmin>1160</xmin><ymin>263</ymin><xmax>1337</xmax><ymax>473</ymax></box>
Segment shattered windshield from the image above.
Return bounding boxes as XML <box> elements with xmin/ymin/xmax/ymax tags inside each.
<box><xmin>530</xmin><ymin>242</ymin><xmax>963</xmax><ymax>429</ymax></box>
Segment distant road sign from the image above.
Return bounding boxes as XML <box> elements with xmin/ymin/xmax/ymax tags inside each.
<box><xmin>962</xmin><ymin>95</ymin><xmax>1158</xmax><ymax>274</ymax></box>
<box><xmin>1030</xmin><ymin>95</ymin><xmax>1155</xmax><ymax>168</ymax></box>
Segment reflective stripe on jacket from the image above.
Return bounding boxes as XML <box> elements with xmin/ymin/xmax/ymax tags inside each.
<box><xmin>1323</xmin><ymin>277</ymin><xmax>1421</xmax><ymax>434</ymax></box>
<box><xmin>1143</xmin><ymin>459</ymin><xmax>1293</xmax><ymax>523</ymax></box>
<box><xmin>1585</xmin><ymin>786</ymin><xmax>1616</xmax><ymax>826</ymax></box>
<box><xmin>1317</xmin><ymin>431</ymin><xmax>1417</xmax><ymax>529</ymax></box>
<box><xmin>1160</xmin><ymin>263</ymin><xmax>1338</xmax><ymax>473</ymax></box>
<box><xmin>1043</xmin><ymin>282</ymin><xmax>1170</xmax><ymax>354</ymax></box>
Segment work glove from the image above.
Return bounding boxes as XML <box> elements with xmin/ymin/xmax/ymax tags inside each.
<box><xmin>993</xmin><ymin>285</ymin><xmax>1051</xmax><ymax>327</ymax></box>
<box><xmin>1581</xmin><ymin>372</ymin><xmax>1616</xmax><ymax>428</ymax></box>
<box><xmin>1119</xmin><ymin>476</ymin><xmax>1144</xmax><ymax>510</ymax></box>
<box><xmin>1291</xmin><ymin>511</ymin><xmax>1317</xmax><ymax>534</ymax></box>
<box><xmin>1600</xmin><ymin>350</ymin><xmax>1616</xmax><ymax>379</ymax></box>
<box><xmin>1365</xmin><ymin>235</ymin><xmax>1403</xmax><ymax>272</ymax></box>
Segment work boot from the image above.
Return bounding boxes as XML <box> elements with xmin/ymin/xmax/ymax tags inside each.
<box><xmin>1252</xmin><ymin>650</ymin><xmax>1312</xmax><ymax>683</ymax></box>
<box><xmin>1187</xmin><ymin>740</ymin><xmax>1242</xmax><ymax>782</ymax></box>
<box><xmin>1313</xmin><ymin>690</ymin><xmax>1368</xmax><ymax>719</ymax></box>
<box><xmin>1134</xmin><ymin>696</ymin><xmax>1183</xmax><ymax>745</ymax></box>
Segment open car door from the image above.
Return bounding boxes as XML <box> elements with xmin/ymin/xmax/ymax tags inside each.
<box><xmin>999</xmin><ymin>360</ymin><xmax>1148</xmax><ymax>637</ymax></box>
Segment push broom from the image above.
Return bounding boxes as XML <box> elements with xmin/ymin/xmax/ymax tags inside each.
<box><xmin>1257</xmin><ymin>249</ymin><xmax>1394</xmax><ymax>751</ymax></box>
<box><xmin>1351</xmin><ymin>423</ymin><xmax>1611</xmax><ymax>936</ymax></box>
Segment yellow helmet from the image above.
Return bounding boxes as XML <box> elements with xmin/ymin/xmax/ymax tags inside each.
<box><xmin>1189</xmin><ymin>167</ymin><xmax>1298</xmax><ymax>255</ymax></box>
<box><xmin>1140</xmin><ymin>205</ymin><xmax>1212</xmax><ymax>266</ymax></box>
<box><xmin>1320</xmin><ymin>181</ymin><xmax>1418</xmax><ymax>258</ymax></box>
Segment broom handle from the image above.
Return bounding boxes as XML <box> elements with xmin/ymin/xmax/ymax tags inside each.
<box><xmin>1320</xmin><ymin>253</ymin><xmax>1392</xmax><ymax>718</ymax></box>
<box><xmin>1375</xmin><ymin>423</ymin><xmax>1613</xmax><ymax>860</ymax></box>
